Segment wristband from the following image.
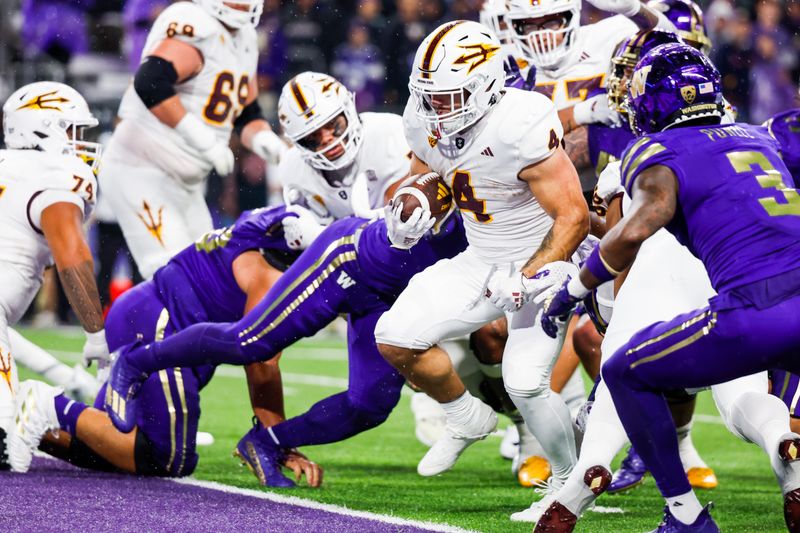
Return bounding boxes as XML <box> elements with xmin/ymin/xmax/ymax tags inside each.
<box><xmin>584</xmin><ymin>245</ymin><xmax>621</xmax><ymax>283</ymax></box>
<box><xmin>85</xmin><ymin>328</ymin><xmax>106</xmax><ymax>344</ymax></box>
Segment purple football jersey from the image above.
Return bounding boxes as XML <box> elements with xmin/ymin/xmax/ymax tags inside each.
<box><xmin>588</xmin><ymin>124</ymin><xmax>635</xmax><ymax>177</ymax></box>
<box><xmin>766</xmin><ymin>108</ymin><xmax>800</xmax><ymax>186</ymax></box>
<box><xmin>621</xmin><ymin>123</ymin><xmax>800</xmax><ymax>294</ymax></box>
<box><xmin>156</xmin><ymin>206</ymin><xmax>294</xmax><ymax>324</ymax></box>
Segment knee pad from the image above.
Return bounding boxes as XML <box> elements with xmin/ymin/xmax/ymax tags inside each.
<box><xmin>506</xmin><ymin>379</ymin><xmax>551</xmax><ymax>399</ymax></box>
<box><xmin>350</xmin><ymin>403</ymin><xmax>392</xmax><ymax>430</ymax></box>
<box><xmin>600</xmin><ymin>352</ymin><xmax>627</xmax><ymax>389</ymax></box>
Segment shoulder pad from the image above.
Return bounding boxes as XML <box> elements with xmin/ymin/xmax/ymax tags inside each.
<box><xmin>152</xmin><ymin>2</ymin><xmax>219</xmax><ymax>44</ymax></box>
<box><xmin>505</xmin><ymin>90</ymin><xmax>563</xmax><ymax>165</ymax></box>
<box><xmin>620</xmin><ymin>135</ymin><xmax>674</xmax><ymax>193</ymax></box>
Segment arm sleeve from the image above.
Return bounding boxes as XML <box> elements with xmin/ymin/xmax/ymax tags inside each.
<box><xmin>133</xmin><ymin>56</ymin><xmax>178</xmax><ymax>108</ymax></box>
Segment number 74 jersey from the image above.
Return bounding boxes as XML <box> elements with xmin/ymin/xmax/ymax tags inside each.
<box><xmin>0</xmin><ymin>150</ymin><xmax>96</xmax><ymax>321</ymax></box>
<box><xmin>403</xmin><ymin>88</ymin><xmax>563</xmax><ymax>264</ymax></box>
<box><xmin>117</xmin><ymin>1</ymin><xmax>258</xmax><ymax>182</ymax></box>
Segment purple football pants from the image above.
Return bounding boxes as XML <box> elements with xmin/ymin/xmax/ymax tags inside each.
<box><xmin>603</xmin><ymin>290</ymin><xmax>800</xmax><ymax>498</ymax></box>
<box><xmin>770</xmin><ymin>369</ymin><xmax>800</xmax><ymax>418</ymax></box>
<box><xmin>102</xmin><ymin>281</ymin><xmax>205</xmax><ymax>477</ymax></box>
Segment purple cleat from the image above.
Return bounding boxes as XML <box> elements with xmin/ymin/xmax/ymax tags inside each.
<box><xmin>650</xmin><ymin>504</ymin><xmax>720</xmax><ymax>533</ymax></box>
<box><xmin>104</xmin><ymin>342</ymin><xmax>149</xmax><ymax>434</ymax></box>
<box><xmin>234</xmin><ymin>424</ymin><xmax>296</xmax><ymax>488</ymax></box>
<box><xmin>608</xmin><ymin>446</ymin><xmax>647</xmax><ymax>493</ymax></box>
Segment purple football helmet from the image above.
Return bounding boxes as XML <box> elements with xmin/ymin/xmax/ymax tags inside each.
<box><xmin>627</xmin><ymin>43</ymin><xmax>724</xmax><ymax>136</ymax></box>
<box><xmin>608</xmin><ymin>29</ymin><xmax>685</xmax><ymax>117</ymax></box>
<box><xmin>647</xmin><ymin>0</ymin><xmax>712</xmax><ymax>54</ymax></box>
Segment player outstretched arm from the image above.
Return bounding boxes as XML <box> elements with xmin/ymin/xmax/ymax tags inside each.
<box><xmin>519</xmin><ymin>147</ymin><xmax>589</xmax><ymax>275</ymax></box>
<box><xmin>40</xmin><ymin>202</ymin><xmax>108</xmax><ymax>363</ymax></box>
<box><xmin>133</xmin><ymin>39</ymin><xmax>234</xmax><ymax>175</ymax></box>
<box><xmin>232</xmin><ymin>249</ymin><xmax>323</xmax><ymax>486</ymax></box>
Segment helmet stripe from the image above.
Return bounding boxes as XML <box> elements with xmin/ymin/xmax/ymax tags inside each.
<box><xmin>420</xmin><ymin>21</ymin><xmax>465</xmax><ymax>78</ymax></box>
<box><xmin>289</xmin><ymin>78</ymin><xmax>314</xmax><ymax>118</ymax></box>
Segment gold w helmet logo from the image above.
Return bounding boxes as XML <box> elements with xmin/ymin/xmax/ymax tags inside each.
<box><xmin>629</xmin><ymin>65</ymin><xmax>653</xmax><ymax>99</ymax></box>
<box><xmin>17</xmin><ymin>90</ymin><xmax>69</xmax><ymax>111</ymax></box>
<box><xmin>453</xmin><ymin>43</ymin><xmax>500</xmax><ymax>75</ymax></box>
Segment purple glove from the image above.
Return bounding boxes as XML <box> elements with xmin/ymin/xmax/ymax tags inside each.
<box><xmin>503</xmin><ymin>54</ymin><xmax>537</xmax><ymax>92</ymax></box>
<box><xmin>541</xmin><ymin>278</ymin><xmax>582</xmax><ymax>338</ymax></box>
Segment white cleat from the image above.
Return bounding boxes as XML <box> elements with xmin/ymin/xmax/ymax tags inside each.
<box><xmin>510</xmin><ymin>477</ymin><xmax>565</xmax><ymax>522</ymax></box>
<box><xmin>411</xmin><ymin>392</ymin><xmax>447</xmax><ymax>448</ymax></box>
<box><xmin>64</xmin><ymin>364</ymin><xmax>101</xmax><ymax>404</ymax></box>
<box><xmin>417</xmin><ymin>399</ymin><xmax>497</xmax><ymax>476</ymax></box>
<box><xmin>9</xmin><ymin>380</ymin><xmax>61</xmax><ymax>473</ymax></box>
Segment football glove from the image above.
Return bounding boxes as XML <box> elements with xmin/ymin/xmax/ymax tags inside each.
<box><xmin>250</xmin><ymin>128</ymin><xmax>286</xmax><ymax>165</ymax></box>
<box><xmin>282</xmin><ymin>205</ymin><xmax>324</xmax><ymax>250</ymax></box>
<box><xmin>82</xmin><ymin>329</ymin><xmax>110</xmax><ymax>368</ymax></box>
<box><xmin>385</xmin><ymin>202</ymin><xmax>435</xmax><ymax>250</ymax></box>
<box><xmin>586</xmin><ymin>0</ymin><xmax>641</xmax><ymax>17</ymax></box>
<box><xmin>504</xmin><ymin>55</ymin><xmax>537</xmax><ymax>91</ymax></box>
<box><xmin>572</xmin><ymin>93</ymin><xmax>619</xmax><ymax>127</ymax></box>
<box><xmin>175</xmin><ymin>113</ymin><xmax>235</xmax><ymax>176</ymax></box>
<box><xmin>540</xmin><ymin>275</ymin><xmax>590</xmax><ymax>338</ymax></box>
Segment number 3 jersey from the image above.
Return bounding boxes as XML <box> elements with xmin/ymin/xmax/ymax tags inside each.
<box><xmin>621</xmin><ymin>123</ymin><xmax>800</xmax><ymax>294</ymax></box>
<box><xmin>404</xmin><ymin>88</ymin><xmax>563</xmax><ymax>264</ymax></box>
<box><xmin>115</xmin><ymin>1</ymin><xmax>258</xmax><ymax>183</ymax></box>
<box><xmin>0</xmin><ymin>150</ymin><xmax>96</xmax><ymax>322</ymax></box>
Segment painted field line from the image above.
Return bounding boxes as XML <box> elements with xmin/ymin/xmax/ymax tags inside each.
<box><xmin>171</xmin><ymin>477</ymin><xmax>477</xmax><ymax>533</ymax></box>
<box><xmin>591</xmin><ymin>506</ymin><xmax>625</xmax><ymax>514</ymax></box>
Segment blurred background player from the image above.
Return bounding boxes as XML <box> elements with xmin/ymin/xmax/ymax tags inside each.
<box><xmin>0</xmin><ymin>81</ymin><xmax>108</xmax><ymax>471</ymax></box>
<box><xmin>99</xmin><ymin>0</ymin><xmax>285</xmax><ymax>279</ymax></box>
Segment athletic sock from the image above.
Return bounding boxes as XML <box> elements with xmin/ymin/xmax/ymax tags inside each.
<box><xmin>677</xmin><ymin>420</ymin><xmax>708</xmax><ymax>469</ymax></box>
<box><xmin>54</xmin><ymin>394</ymin><xmax>87</xmax><ymax>437</ymax></box>
<box><xmin>665</xmin><ymin>490</ymin><xmax>703</xmax><ymax>524</ymax></box>
<box><xmin>510</xmin><ymin>391</ymin><xmax>576</xmax><ymax>480</ymax></box>
<box><xmin>441</xmin><ymin>391</ymin><xmax>480</xmax><ymax>429</ymax></box>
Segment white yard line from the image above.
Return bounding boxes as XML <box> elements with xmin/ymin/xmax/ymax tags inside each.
<box><xmin>171</xmin><ymin>477</ymin><xmax>477</xmax><ymax>533</ymax></box>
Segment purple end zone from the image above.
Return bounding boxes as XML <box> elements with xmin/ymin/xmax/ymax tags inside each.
<box><xmin>0</xmin><ymin>458</ymin><xmax>442</xmax><ymax>533</ymax></box>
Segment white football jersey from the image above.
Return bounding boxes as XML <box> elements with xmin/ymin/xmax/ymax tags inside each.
<box><xmin>115</xmin><ymin>1</ymin><xmax>258</xmax><ymax>183</ymax></box>
<box><xmin>405</xmin><ymin>88</ymin><xmax>563</xmax><ymax>263</ymax></box>
<box><xmin>526</xmin><ymin>16</ymin><xmax>636</xmax><ymax>110</ymax></box>
<box><xmin>278</xmin><ymin>112</ymin><xmax>410</xmax><ymax>221</ymax></box>
<box><xmin>0</xmin><ymin>150</ymin><xmax>96</xmax><ymax>322</ymax></box>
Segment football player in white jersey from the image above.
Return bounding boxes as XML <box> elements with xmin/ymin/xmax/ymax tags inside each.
<box><xmin>375</xmin><ymin>21</ymin><xmax>589</xmax><ymax>495</ymax></box>
<box><xmin>0</xmin><ymin>82</ymin><xmax>109</xmax><ymax>470</ymax></box>
<box><xmin>99</xmin><ymin>0</ymin><xmax>285</xmax><ymax>279</ymax></box>
<box><xmin>276</xmin><ymin>72</ymin><xmax>410</xmax><ymax>221</ymax></box>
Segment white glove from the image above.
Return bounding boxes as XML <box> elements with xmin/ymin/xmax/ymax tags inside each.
<box><xmin>586</xmin><ymin>0</ymin><xmax>641</xmax><ymax>17</ymax></box>
<box><xmin>531</xmin><ymin>261</ymin><xmax>581</xmax><ymax>305</ymax></box>
<box><xmin>385</xmin><ymin>202</ymin><xmax>435</xmax><ymax>250</ymax></box>
<box><xmin>174</xmin><ymin>113</ymin><xmax>235</xmax><ymax>175</ymax></box>
<box><xmin>573</xmin><ymin>94</ymin><xmax>618</xmax><ymax>127</ymax></box>
<box><xmin>351</xmin><ymin>172</ymin><xmax>385</xmax><ymax>220</ymax></box>
<box><xmin>250</xmin><ymin>128</ymin><xmax>286</xmax><ymax>165</ymax></box>
<box><xmin>83</xmin><ymin>329</ymin><xmax>110</xmax><ymax>368</ymax></box>
<box><xmin>283</xmin><ymin>205</ymin><xmax>325</xmax><ymax>250</ymax></box>
<box><xmin>485</xmin><ymin>270</ymin><xmax>526</xmax><ymax>312</ymax></box>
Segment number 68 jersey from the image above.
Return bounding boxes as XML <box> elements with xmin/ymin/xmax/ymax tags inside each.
<box><xmin>116</xmin><ymin>1</ymin><xmax>258</xmax><ymax>183</ymax></box>
<box><xmin>404</xmin><ymin>88</ymin><xmax>563</xmax><ymax>264</ymax></box>
<box><xmin>0</xmin><ymin>150</ymin><xmax>95</xmax><ymax>322</ymax></box>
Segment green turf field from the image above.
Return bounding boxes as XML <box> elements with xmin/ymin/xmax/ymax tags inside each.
<box><xmin>18</xmin><ymin>327</ymin><xmax>787</xmax><ymax>532</ymax></box>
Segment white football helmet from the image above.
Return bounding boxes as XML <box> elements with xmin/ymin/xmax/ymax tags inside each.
<box><xmin>3</xmin><ymin>81</ymin><xmax>101</xmax><ymax>172</ymax></box>
<box><xmin>479</xmin><ymin>0</ymin><xmax>513</xmax><ymax>47</ymax></box>
<box><xmin>278</xmin><ymin>72</ymin><xmax>363</xmax><ymax>171</ymax></box>
<box><xmin>408</xmin><ymin>20</ymin><xmax>504</xmax><ymax>139</ymax></box>
<box><xmin>506</xmin><ymin>0</ymin><xmax>581</xmax><ymax>69</ymax></box>
<box><xmin>193</xmin><ymin>0</ymin><xmax>263</xmax><ymax>29</ymax></box>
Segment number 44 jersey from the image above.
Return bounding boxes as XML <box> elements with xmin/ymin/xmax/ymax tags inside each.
<box><xmin>404</xmin><ymin>88</ymin><xmax>563</xmax><ymax>264</ymax></box>
<box><xmin>116</xmin><ymin>1</ymin><xmax>257</xmax><ymax>183</ymax></box>
<box><xmin>621</xmin><ymin>123</ymin><xmax>800</xmax><ymax>294</ymax></box>
<box><xmin>0</xmin><ymin>150</ymin><xmax>96</xmax><ymax>322</ymax></box>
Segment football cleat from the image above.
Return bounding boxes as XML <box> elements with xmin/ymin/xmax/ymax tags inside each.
<box><xmin>650</xmin><ymin>503</ymin><xmax>720</xmax><ymax>533</ymax></box>
<box><xmin>686</xmin><ymin>467</ymin><xmax>718</xmax><ymax>489</ymax></box>
<box><xmin>234</xmin><ymin>425</ymin><xmax>295</xmax><ymax>488</ymax></box>
<box><xmin>105</xmin><ymin>342</ymin><xmax>148</xmax><ymax>433</ymax></box>
<box><xmin>511</xmin><ymin>476</ymin><xmax>565</xmax><ymax>523</ymax></box>
<box><xmin>64</xmin><ymin>364</ymin><xmax>101</xmax><ymax>404</ymax></box>
<box><xmin>779</xmin><ymin>434</ymin><xmax>800</xmax><ymax>463</ymax></box>
<box><xmin>517</xmin><ymin>455</ymin><xmax>552</xmax><ymax>487</ymax></box>
<box><xmin>532</xmin><ymin>501</ymin><xmax>578</xmax><ymax>533</ymax></box>
<box><xmin>784</xmin><ymin>487</ymin><xmax>800</xmax><ymax>532</ymax></box>
<box><xmin>417</xmin><ymin>398</ymin><xmax>497</xmax><ymax>476</ymax></box>
<box><xmin>9</xmin><ymin>380</ymin><xmax>61</xmax><ymax>472</ymax></box>
<box><xmin>0</xmin><ymin>427</ymin><xmax>9</xmax><ymax>471</ymax></box>
<box><xmin>410</xmin><ymin>392</ymin><xmax>447</xmax><ymax>448</ymax></box>
<box><xmin>608</xmin><ymin>446</ymin><xmax>647</xmax><ymax>493</ymax></box>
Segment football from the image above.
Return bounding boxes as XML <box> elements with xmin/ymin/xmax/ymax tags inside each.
<box><xmin>392</xmin><ymin>172</ymin><xmax>453</xmax><ymax>224</ymax></box>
